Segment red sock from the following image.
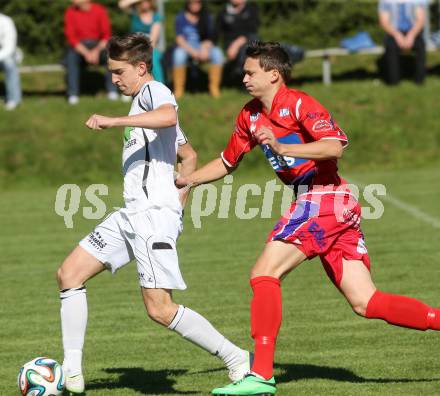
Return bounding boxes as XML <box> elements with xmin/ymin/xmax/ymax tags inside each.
<box><xmin>366</xmin><ymin>290</ymin><xmax>440</xmax><ymax>330</ymax></box>
<box><xmin>250</xmin><ymin>276</ymin><xmax>282</xmax><ymax>380</ymax></box>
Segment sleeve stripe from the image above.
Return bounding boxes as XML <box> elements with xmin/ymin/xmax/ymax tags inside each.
<box><xmin>221</xmin><ymin>139</ymin><xmax>252</xmax><ymax>168</ymax></box>
<box><xmin>220</xmin><ymin>152</ymin><xmax>234</xmax><ymax>168</ymax></box>
<box><xmin>140</xmin><ymin>84</ymin><xmax>147</xmax><ymax>98</ymax></box>
<box><xmin>295</xmin><ymin>97</ymin><xmax>302</xmax><ymax>120</ymax></box>
<box><xmin>147</xmin><ymin>85</ymin><xmax>153</xmax><ymax>108</ymax></box>
<box><xmin>320</xmin><ymin>137</ymin><xmax>348</xmax><ymax>141</ymax></box>
<box><xmin>138</xmin><ymin>97</ymin><xmax>148</xmax><ymax>112</ymax></box>
<box><xmin>320</xmin><ymin>137</ymin><xmax>349</xmax><ymax>147</ymax></box>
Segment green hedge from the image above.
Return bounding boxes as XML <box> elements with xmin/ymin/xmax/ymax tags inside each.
<box><xmin>4</xmin><ymin>0</ymin><xmax>435</xmax><ymax>61</ymax></box>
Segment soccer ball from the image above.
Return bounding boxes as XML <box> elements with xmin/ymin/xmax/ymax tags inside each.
<box><xmin>17</xmin><ymin>357</ymin><xmax>65</xmax><ymax>396</ymax></box>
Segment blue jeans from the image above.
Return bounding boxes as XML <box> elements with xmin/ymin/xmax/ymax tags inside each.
<box><xmin>0</xmin><ymin>56</ymin><xmax>22</xmax><ymax>104</ymax></box>
<box><xmin>66</xmin><ymin>40</ymin><xmax>117</xmax><ymax>97</ymax></box>
<box><xmin>173</xmin><ymin>45</ymin><xmax>224</xmax><ymax>67</ymax></box>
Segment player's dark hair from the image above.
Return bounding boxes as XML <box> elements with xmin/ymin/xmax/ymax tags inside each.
<box><xmin>107</xmin><ymin>33</ymin><xmax>153</xmax><ymax>73</ymax></box>
<box><xmin>245</xmin><ymin>41</ymin><xmax>292</xmax><ymax>83</ymax></box>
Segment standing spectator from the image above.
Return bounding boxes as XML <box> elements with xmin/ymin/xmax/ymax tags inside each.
<box><xmin>379</xmin><ymin>0</ymin><xmax>427</xmax><ymax>85</ymax></box>
<box><xmin>173</xmin><ymin>0</ymin><xmax>224</xmax><ymax>98</ymax></box>
<box><xmin>215</xmin><ymin>0</ymin><xmax>259</xmax><ymax>80</ymax></box>
<box><xmin>118</xmin><ymin>0</ymin><xmax>165</xmax><ymax>83</ymax></box>
<box><xmin>0</xmin><ymin>13</ymin><xmax>22</xmax><ymax>111</ymax></box>
<box><xmin>64</xmin><ymin>0</ymin><xmax>118</xmax><ymax>104</ymax></box>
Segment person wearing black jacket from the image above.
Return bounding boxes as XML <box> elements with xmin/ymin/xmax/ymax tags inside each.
<box><xmin>173</xmin><ymin>0</ymin><xmax>224</xmax><ymax>98</ymax></box>
<box><xmin>215</xmin><ymin>0</ymin><xmax>259</xmax><ymax>80</ymax></box>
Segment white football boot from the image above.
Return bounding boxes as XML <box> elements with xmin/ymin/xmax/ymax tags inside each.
<box><xmin>228</xmin><ymin>351</ymin><xmax>253</xmax><ymax>382</ymax></box>
<box><xmin>65</xmin><ymin>373</ymin><xmax>85</xmax><ymax>394</ymax></box>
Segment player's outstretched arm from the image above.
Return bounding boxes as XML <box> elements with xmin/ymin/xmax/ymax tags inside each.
<box><xmin>255</xmin><ymin>126</ymin><xmax>343</xmax><ymax>160</ymax></box>
<box><xmin>276</xmin><ymin>139</ymin><xmax>343</xmax><ymax>160</ymax></box>
<box><xmin>85</xmin><ymin>104</ymin><xmax>177</xmax><ymax>130</ymax></box>
<box><xmin>176</xmin><ymin>143</ymin><xmax>198</xmax><ymax>207</ymax></box>
<box><xmin>176</xmin><ymin>157</ymin><xmax>232</xmax><ymax>189</ymax></box>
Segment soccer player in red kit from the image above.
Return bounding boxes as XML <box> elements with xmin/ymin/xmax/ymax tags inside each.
<box><xmin>176</xmin><ymin>41</ymin><xmax>440</xmax><ymax>395</ymax></box>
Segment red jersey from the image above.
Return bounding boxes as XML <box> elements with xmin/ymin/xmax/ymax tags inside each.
<box><xmin>221</xmin><ymin>85</ymin><xmax>348</xmax><ymax>192</ymax></box>
<box><xmin>64</xmin><ymin>3</ymin><xmax>112</xmax><ymax>48</ymax></box>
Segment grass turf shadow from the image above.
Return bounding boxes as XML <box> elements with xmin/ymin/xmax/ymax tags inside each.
<box><xmin>87</xmin><ymin>367</ymin><xmax>199</xmax><ymax>395</ymax></box>
<box><xmin>193</xmin><ymin>363</ymin><xmax>440</xmax><ymax>385</ymax></box>
<box><xmin>277</xmin><ymin>363</ymin><xmax>440</xmax><ymax>384</ymax></box>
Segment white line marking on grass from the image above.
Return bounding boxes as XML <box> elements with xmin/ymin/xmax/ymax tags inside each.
<box><xmin>350</xmin><ymin>179</ymin><xmax>440</xmax><ymax>230</ymax></box>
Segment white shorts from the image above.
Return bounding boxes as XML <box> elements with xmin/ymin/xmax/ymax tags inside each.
<box><xmin>79</xmin><ymin>207</ymin><xmax>187</xmax><ymax>290</ymax></box>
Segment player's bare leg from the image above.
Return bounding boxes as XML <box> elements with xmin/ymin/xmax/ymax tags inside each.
<box><xmin>57</xmin><ymin>246</ymin><xmax>105</xmax><ymax>394</ymax></box>
<box><xmin>141</xmin><ymin>288</ymin><xmax>179</xmax><ymax>326</ymax></box>
<box><xmin>339</xmin><ymin>259</ymin><xmax>376</xmax><ymax>316</ymax></box>
<box><xmin>340</xmin><ymin>259</ymin><xmax>440</xmax><ymax>330</ymax></box>
<box><xmin>213</xmin><ymin>241</ymin><xmax>306</xmax><ymax>395</ymax></box>
<box><xmin>141</xmin><ymin>288</ymin><xmax>251</xmax><ymax>381</ymax></box>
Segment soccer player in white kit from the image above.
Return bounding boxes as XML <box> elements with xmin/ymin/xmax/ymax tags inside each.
<box><xmin>56</xmin><ymin>33</ymin><xmax>250</xmax><ymax>394</ymax></box>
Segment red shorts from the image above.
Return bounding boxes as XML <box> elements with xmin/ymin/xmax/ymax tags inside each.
<box><xmin>267</xmin><ymin>189</ymin><xmax>371</xmax><ymax>287</ymax></box>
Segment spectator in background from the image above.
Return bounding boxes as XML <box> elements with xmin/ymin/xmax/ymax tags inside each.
<box><xmin>118</xmin><ymin>0</ymin><xmax>165</xmax><ymax>83</ymax></box>
<box><xmin>173</xmin><ymin>0</ymin><xmax>224</xmax><ymax>98</ymax></box>
<box><xmin>0</xmin><ymin>12</ymin><xmax>22</xmax><ymax>111</ymax></box>
<box><xmin>379</xmin><ymin>0</ymin><xmax>427</xmax><ymax>85</ymax></box>
<box><xmin>215</xmin><ymin>0</ymin><xmax>259</xmax><ymax>80</ymax></box>
<box><xmin>64</xmin><ymin>0</ymin><xmax>118</xmax><ymax>104</ymax></box>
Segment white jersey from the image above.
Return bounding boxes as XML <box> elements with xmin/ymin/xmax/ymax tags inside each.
<box><xmin>122</xmin><ymin>81</ymin><xmax>187</xmax><ymax>213</ymax></box>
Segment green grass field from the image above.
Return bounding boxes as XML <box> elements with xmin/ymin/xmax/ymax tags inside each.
<box><xmin>2</xmin><ymin>165</ymin><xmax>440</xmax><ymax>395</ymax></box>
<box><xmin>1</xmin><ymin>55</ymin><xmax>440</xmax><ymax>395</ymax></box>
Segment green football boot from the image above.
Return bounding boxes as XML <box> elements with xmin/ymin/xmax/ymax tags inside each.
<box><xmin>212</xmin><ymin>374</ymin><xmax>276</xmax><ymax>395</ymax></box>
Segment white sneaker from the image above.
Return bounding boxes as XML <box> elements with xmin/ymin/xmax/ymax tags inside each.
<box><xmin>65</xmin><ymin>373</ymin><xmax>85</xmax><ymax>394</ymax></box>
<box><xmin>228</xmin><ymin>351</ymin><xmax>253</xmax><ymax>382</ymax></box>
<box><xmin>68</xmin><ymin>96</ymin><xmax>79</xmax><ymax>105</ymax></box>
<box><xmin>5</xmin><ymin>101</ymin><xmax>18</xmax><ymax>111</ymax></box>
<box><xmin>107</xmin><ymin>91</ymin><xmax>119</xmax><ymax>101</ymax></box>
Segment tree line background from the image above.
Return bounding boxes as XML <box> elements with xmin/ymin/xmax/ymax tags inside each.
<box><xmin>0</xmin><ymin>0</ymin><xmax>439</xmax><ymax>61</ymax></box>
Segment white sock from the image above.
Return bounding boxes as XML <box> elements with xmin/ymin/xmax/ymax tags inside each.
<box><xmin>168</xmin><ymin>305</ymin><xmax>247</xmax><ymax>370</ymax></box>
<box><xmin>60</xmin><ymin>286</ymin><xmax>87</xmax><ymax>376</ymax></box>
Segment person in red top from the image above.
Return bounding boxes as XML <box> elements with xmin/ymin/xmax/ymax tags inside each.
<box><xmin>64</xmin><ymin>0</ymin><xmax>118</xmax><ymax>104</ymax></box>
<box><xmin>176</xmin><ymin>41</ymin><xmax>440</xmax><ymax>395</ymax></box>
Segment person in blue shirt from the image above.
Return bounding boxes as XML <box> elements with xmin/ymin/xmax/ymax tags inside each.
<box><xmin>119</xmin><ymin>0</ymin><xmax>165</xmax><ymax>83</ymax></box>
<box><xmin>173</xmin><ymin>0</ymin><xmax>224</xmax><ymax>98</ymax></box>
<box><xmin>378</xmin><ymin>0</ymin><xmax>427</xmax><ymax>84</ymax></box>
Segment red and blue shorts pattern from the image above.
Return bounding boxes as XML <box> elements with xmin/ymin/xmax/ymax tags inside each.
<box><xmin>267</xmin><ymin>191</ymin><xmax>371</xmax><ymax>287</ymax></box>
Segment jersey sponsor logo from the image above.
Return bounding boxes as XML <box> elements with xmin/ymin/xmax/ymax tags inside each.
<box><xmin>124</xmin><ymin>126</ymin><xmax>134</xmax><ymax>143</ymax></box>
<box><xmin>138</xmin><ymin>272</ymin><xmax>154</xmax><ymax>283</ymax></box>
<box><xmin>125</xmin><ymin>138</ymin><xmax>137</xmax><ymax>148</ymax></box>
<box><xmin>250</xmin><ymin>112</ymin><xmax>260</xmax><ymax>122</ymax></box>
<box><xmin>279</xmin><ymin>108</ymin><xmax>290</xmax><ymax>117</ymax></box>
<box><xmin>261</xmin><ymin>133</ymin><xmax>308</xmax><ymax>171</ymax></box>
<box><xmin>306</xmin><ymin>111</ymin><xmax>325</xmax><ymax>119</ymax></box>
<box><xmin>312</xmin><ymin>119</ymin><xmax>335</xmax><ymax>132</ymax></box>
<box><xmin>342</xmin><ymin>208</ymin><xmax>361</xmax><ymax>227</ymax></box>
<box><xmin>307</xmin><ymin>221</ymin><xmax>326</xmax><ymax>249</ymax></box>
<box><xmin>87</xmin><ymin>231</ymin><xmax>107</xmax><ymax>251</ymax></box>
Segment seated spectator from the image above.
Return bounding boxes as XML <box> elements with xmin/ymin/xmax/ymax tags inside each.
<box><xmin>215</xmin><ymin>0</ymin><xmax>259</xmax><ymax>80</ymax></box>
<box><xmin>64</xmin><ymin>0</ymin><xmax>118</xmax><ymax>104</ymax></box>
<box><xmin>173</xmin><ymin>0</ymin><xmax>224</xmax><ymax>98</ymax></box>
<box><xmin>0</xmin><ymin>12</ymin><xmax>22</xmax><ymax>111</ymax></box>
<box><xmin>378</xmin><ymin>0</ymin><xmax>427</xmax><ymax>85</ymax></box>
<box><xmin>118</xmin><ymin>0</ymin><xmax>165</xmax><ymax>83</ymax></box>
